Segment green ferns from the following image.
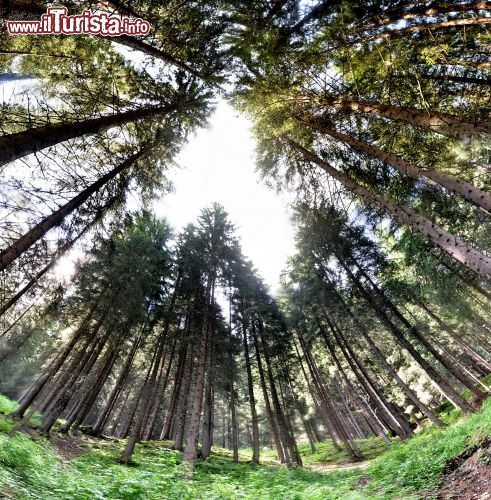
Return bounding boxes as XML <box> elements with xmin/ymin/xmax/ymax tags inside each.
<box><xmin>1</xmin><ymin>395</ymin><xmax>491</xmax><ymax>499</ymax></box>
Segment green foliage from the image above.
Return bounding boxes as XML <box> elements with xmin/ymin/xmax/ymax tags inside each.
<box><xmin>0</xmin><ymin>395</ymin><xmax>17</xmax><ymax>414</ymax></box>
<box><xmin>0</xmin><ymin>431</ymin><xmax>60</xmax><ymax>498</ymax></box>
<box><xmin>366</xmin><ymin>398</ymin><xmax>491</xmax><ymax>496</ymax></box>
<box><xmin>298</xmin><ymin>437</ymin><xmax>390</xmax><ymax>466</ymax></box>
<box><xmin>1</xmin><ymin>394</ymin><xmax>490</xmax><ymax>498</ymax></box>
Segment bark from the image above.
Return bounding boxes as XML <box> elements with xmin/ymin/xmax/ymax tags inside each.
<box><xmin>293</xmin><ymin>335</ymin><xmax>345</xmax><ymax>449</ymax></box>
<box><xmin>120</xmin><ymin>290</ymin><xmax>179</xmax><ymax>463</ymax></box>
<box><xmin>160</xmin><ymin>332</ymin><xmax>188</xmax><ymax>439</ymax></box>
<box><xmin>171</xmin><ymin>339</ymin><xmax>195</xmax><ymax>450</ymax></box>
<box><xmin>276</xmin><ymin>372</ymin><xmax>303</xmax><ymax>466</ymax></box>
<box><xmin>357</xmin><ymin>1</ymin><xmax>490</xmax><ymax>33</ymax></box>
<box><xmin>313</xmin><ymin>96</ymin><xmax>491</xmax><ymax>139</ymax></box>
<box><xmin>90</xmin><ymin>327</ymin><xmax>144</xmax><ymax>436</ymax></box>
<box><xmin>45</xmin><ymin>322</ymin><xmax>116</xmax><ymax>429</ymax></box>
<box><xmin>0</xmin><ymin>104</ymin><xmax>173</xmax><ymax>167</ymax></box>
<box><xmin>106</xmin><ymin>35</ymin><xmax>204</xmax><ymax>79</ymax></box>
<box><xmin>285</xmin><ymin>368</ymin><xmax>317</xmax><ymax>453</ymax></box>
<box><xmin>200</xmin><ymin>331</ymin><xmax>216</xmax><ymax>459</ymax></box>
<box><xmin>419</xmin><ymin>72</ymin><xmax>491</xmax><ymax>87</ymax></box>
<box><xmin>259</xmin><ymin>322</ymin><xmax>302</xmax><ymax>466</ymax></box>
<box><xmin>301</xmin><ymin>335</ymin><xmax>364</xmax><ymax>458</ymax></box>
<box><xmin>119</xmin><ymin>361</ymin><xmax>155</xmax><ymax>463</ymax></box>
<box><xmin>286</xmin><ymin>138</ymin><xmax>491</xmax><ymax>277</ymax></box>
<box><xmin>359</xmin><ymin>16</ymin><xmax>491</xmax><ymax>43</ymax></box>
<box><xmin>332</xmin><ymin>376</ymin><xmax>364</xmax><ymax>438</ymax></box>
<box><xmin>119</xmin><ymin>388</ymin><xmax>143</xmax><ymax>438</ymax></box>
<box><xmin>60</xmin><ymin>344</ymin><xmax>119</xmax><ymax>434</ymax></box>
<box><xmin>12</xmin><ymin>297</ymin><xmax>108</xmax><ymax>419</ymax></box>
<box><xmin>0</xmin><ymin>150</ymin><xmax>144</xmax><ymax>272</ymax></box>
<box><xmin>229</xmin><ymin>354</ymin><xmax>239</xmax><ymax>463</ymax></box>
<box><xmin>416</xmin><ymin>301</ymin><xmax>491</xmax><ymax>373</ymax></box>
<box><xmin>321</xmin><ymin>312</ymin><xmax>413</xmax><ymax>439</ymax></box>
<box><xmin>251</xmin><ymin>321</ymin><xmax>285</xmax><ymax>463</ymax></box>
<box><xmin>242</xmin><ymin>317</ymin><xmax>260</xmax><ymax>464</ymax></box>
<box><xmin>300</xmin><ymin>116</ymin><xmax>491</xmax><ymax>213</ymax></box>
<box><xmin>340</xmin><ymin>262</ymin><xmax>475</xmax><ymax>413</ymax></box>
<box><xmin>319</xmin><ymin>274</ymin><xmax>445</xmax><ymax>427</ymax></box>
<box><xmin>319</xmin><ymin>330</ymin><xmax>390</xmax><ymax>442</ymax></box>
<box><xmin>106</xmin><ymin>383</ymin><xmax>132</xmax><ymax>436</ymax></box>
<box><xmin>143</xmin><ymin>333</ymin><xmax>178</xmax><ymax>440</ymax></box>
<box><xmin>260</xmin><ymin>0</ymin><xmax>290</xmax><ymax>27</ymax></box>
<box><xmin>182</xmin><ymin>317</ymin><xmax>211</xmax><ymax>469</ymax></box>
<box><xmin>354</xmin><ymin>264</ymin><xmax>484</xmax><ymax>398</ymax></box>
<box><xmin>0</xmin><ymin>222</ymin><xmax>92</xmax><ymax>317</ymax></box>
<box><xmin>281</xmin><ymin>0</ymin><xmax>342</xmax><ymax>37</ymax></box>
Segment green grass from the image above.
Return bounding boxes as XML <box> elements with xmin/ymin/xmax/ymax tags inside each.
<box><xmin>364</xmin><ymin>396</ymin><xmax>491</xmax><ymax>498</ymax></box>
<box><xmin>0</xmin><ymin>395</ymin><xmax>490</xmax><ymax>499</ymax></box>
<box><xmin>298</xmin><ymin>436</ymin><xmax>390</xmax><ymax>465</ymax></box>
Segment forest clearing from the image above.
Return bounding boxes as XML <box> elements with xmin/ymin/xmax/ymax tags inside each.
<box><xmin>1</xmin><ymin>393</ymin><xmax>491</xmax><ymax>498</ymax></box>
<box><xmin>0</xmin><ymin>1</ymin><xmax>490</xmax><ymax>498</ymax></box>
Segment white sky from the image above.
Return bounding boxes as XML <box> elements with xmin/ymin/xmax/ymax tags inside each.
<box><xmin>154</xmin><ymin>101</ymin><xmax>296</xmax><ymax>293</ymax></box>
<box><xmin>1</xmin><ymin>79</ymin><xmax>297</xmax><ymax>293</ymax></box>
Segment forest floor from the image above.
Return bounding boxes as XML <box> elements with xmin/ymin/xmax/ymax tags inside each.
<box><xmin>437</xmin><ymin>437</ymin><xmax>491</xmax><ymax>499</ymax></box>
<box><xmin>1</xmin><ymin>395</ymin><xmax>491</xmax><ymax>499</ymax></box>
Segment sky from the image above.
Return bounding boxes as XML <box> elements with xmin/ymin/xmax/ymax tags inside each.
<box><xmin>154</xmin><ymin>100</ymin><xmax>297</xmax><ymax>294</ymax></box>
<box><xmin>0</xmin><ymin>80</ymin><xmax>297</xmax><ymax>294</ymax></box>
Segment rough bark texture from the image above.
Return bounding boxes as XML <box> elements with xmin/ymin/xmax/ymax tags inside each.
<box><xmin>315</xmin><ymin>97</ymin><xmax>491</xmax><ymax>138</ymax></box>
<box><xmin>0</xmin><ymin>151</ymin><xmax>144</xmax><ymax>272</ymax></box>
<box><xmin>0</xmin><ymin>105</ymin><xmax>172</xmax><ymax>167</ymax></box>
<box><xmin>286</xmin><ymin>138</ymin><xmax>491</xmax><ymax>277</ymax></box>
<box><xmin>242</xmin><ymin>318</ymin><xmax>260</xmax><ymax>464</ymax></box>
<box><xmin>301</xmin><ymin>116</ymin><xmax>491</xmax><ymax>213</ymax></box>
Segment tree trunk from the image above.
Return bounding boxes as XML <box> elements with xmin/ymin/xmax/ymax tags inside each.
<box><xmin>182</xmin><ymin>317</ymin><xmax>211</xmax><ymax>469</ymax></box>
<box><xmin>300</xmin><ymin>116</ymin><xmax>491</xmax><ymax>213</ymax></box>
<box><xmin>360</xmin><ymin>16</ymin><xmax>491</xmax><ymax>43</ymax></box>
<box><xmin>172</xmin><ymin>339</ymin><xmax>195</xmax><ymax>450</ymax></box>
<box><xmin>143</xmin><ymin>333</ymin><xmax>178</xmax><ymax>440</ymax></box>
<box><xmin>107</xmin><ymin>36</ymin><xmax>204</xmax><ymax>79</ymax></box>
<box><xmin>161</xmin><ymin>314</ymin><xmax>190</xmax><ymax>440</ymax></box>
<box><xmin>200</xmin><ymin>330</ymin><xmax>216</xmax><ymax>459</ymax></box>
<box><xmin>286</xmin><ymin>138</ymin><xmax>491</xmax><ymax>277</ymax></box>
<box><xmin>302</xmin><ymin>335</ymin><xmax>364</xmax><ymax>458</ymax></box>
<box><xmin>241</xmin><ymin>316</ymin><xmax>260</xmax><ymax>464</ymax></box>
<box><xmin>319</xmin><ymin>327</ymin><xmax>391</xmax><ymax>442</ymax></box>
<box><xmin>354</xmin><ymin>263</ymin><xmax>485</xmax><ymax>399</ymax></box>
<box><xmin>312</xmin><ymin>97</ymin><xmax>491</xmax><ymax>139</ymax></box>
<box><xmin>293</xmin><ymin>335</ymin><xmax>345</xmax><ymax>449</ymax></box>
<box><xmin>0</xmin><ymin>151</ymin><xmax>144</xmax><ymax>271</ymax></box>
<box><xmin>416</xmin><ymin>301</ymin><xmax>491</xmax><ymax>373</ymax></box>
<box><xmin>11</xmin><ymin>295</ymin><xmax>103</xmax><ymax>418</ymax></box>
<box><xmin>321</xmin><ymin>311</ymin><xmax>414</xmax><ymax>439</ymax></box>
<box><xmin>259</xmin><ymin>322</ymin><xmax>302</xmax><ymax>465</ymax></box>
<box><xmin>90</xmin><ymin>327</ymin><xmax>144</xmax><ymax>436</ymax></box>
<box><xmin>229</xmin><ymin>354</ymin><xmax>239</xmax><ymax>463</ymax></box>
<box><xmin>0</xmin><ymin>221</ymin><xmax>92</xmax><ymax>317</ymax></box>
<box><xmin>0</xmin><ymin>105</ymin><xmax>173</xmax><ymax>167</ymax></box>
<box><xmin>319</xmin><ymin>276</ymin><xmax>445</xmax><ymax>427</ymax></box>
<box><xmin>340</xmin><ymin>262</ymin><xmax>475</xmax><ymax>413</ymax></box>
<box><xmin>251</xmin><ymin>320</ymin><xmax>285</xmax><ymax>463</ymax></box>
<box><xmin>60</xmin><ymin>345</ymin><xmax>120</xmax><ymax>434</ymax></box>
<box><xmin>357</xmin><ymin>1</ymin><xmax>490</xmax><ymax>33</ymax></box>
<box><xmin>119</xmin><ymin>288</ymin><xmax>180</xmax><ymax>463</ymax></box>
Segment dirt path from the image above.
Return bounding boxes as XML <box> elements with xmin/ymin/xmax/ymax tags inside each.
<box><xmin>53</xmin><ymin>436</ymin><xmax>85</xmax><ymax>460</ymax></box>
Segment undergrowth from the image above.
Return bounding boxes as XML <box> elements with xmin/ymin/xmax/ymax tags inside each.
<box><xmin>0</xmin><ymin>395</ymin><xmax>490</xmax><ymax>499</ymax></box>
